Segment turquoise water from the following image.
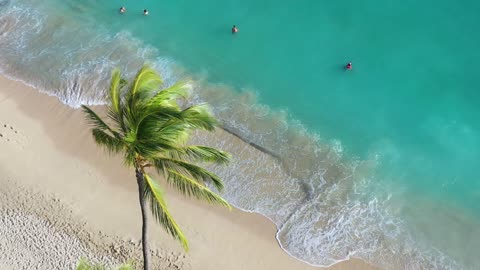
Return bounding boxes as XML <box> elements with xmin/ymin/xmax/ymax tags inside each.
<box><xmin>1</xmin><ymin>0</ymin><xmax>480</xmax><ymax>268</ymax></box>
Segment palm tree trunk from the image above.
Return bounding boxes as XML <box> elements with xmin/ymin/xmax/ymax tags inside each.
<box><xmin>136</xmin><ymin>167</ymin><xmax>151</xmax><ymax>270</ymax></box>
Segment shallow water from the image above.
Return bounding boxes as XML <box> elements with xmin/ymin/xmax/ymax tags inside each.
<box><xmin>1</xmin><ymin>0</ymin><xmax>479</xmax><ymax>269</ymax></box>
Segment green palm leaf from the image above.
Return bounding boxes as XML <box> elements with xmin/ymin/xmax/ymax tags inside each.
<box><xmin>82</xmin><ymin>105</ymin><xmax>119</xmax><ymax>138</ymax></box>
<box><xmin>109</xmin><ymin>68</ymin><xmax>127</xmax><ymax>115</ymax></box>
<box><xmin>167</xmin><ymin>146</ymin><xmax>231</xmax><ymax>165</ymax></box>
<box><xmin>76</xmin><ymin>258</ymin><xmax>133</xmax><ymax>270</ymax></box>
<box><xmin>166</xmin><ymin>170</ymin><xmax>231</xmax><ymax>209</ymax></box>
<box><xmin>153</xmin><ymin>158</ymin><xmax>225</xmax><ymax>191</ymax></box>
<box><xmin>143</xmin><ymin>173</ymin><xmax>188</xmax><ymax>251</ymax></box>
<box><xmin>146</xmin><ymin>81</ymin><xmax>191</xmax><ymax>108</ymax></box>
<box><xmin>129</xmin><ymin>65</ymin><xmax>163</xmax><ymax>105</ymax></box>
<box><xmin>92</xmin><ymin>128</ymin><xmax>124</xmax><ymax>154</ymax></box>
<box><xmin>179</xmin><ymin>105</ymin><xmax>217</xmax><ymax>131</ymax></box>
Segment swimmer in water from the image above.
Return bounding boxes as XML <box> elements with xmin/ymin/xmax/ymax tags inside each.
<box><xmin>119</xmin><ymin>7</ymin><xmax>126</xmax><ymax>14</ymax></box>
<box><xmin>143</xmin><ymin>9</ymin><xmax>149</xmax><ymax>16</ymax></box>
<box><xmin>346</xmin><ymin>62</ymin><xmax>352</xmax><ymax>70</ymax></box>
<box><xmin>232</xmin><ymin>25</ymin><xmax>238</xmax><ymax>34</ymax></box>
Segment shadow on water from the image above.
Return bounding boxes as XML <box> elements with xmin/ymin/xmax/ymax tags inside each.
<box><xmin>221</xmin><ymin>124</ymin><xmax>282</xmax><ymax>161</ymax></box>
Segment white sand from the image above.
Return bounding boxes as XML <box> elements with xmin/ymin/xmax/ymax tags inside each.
<box><xmin>0</xmin><ymin>75</ymin><xmax>378</xmax><ymax>270</ymax></box>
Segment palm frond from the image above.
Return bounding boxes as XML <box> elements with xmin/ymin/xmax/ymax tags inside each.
<box><xmin>82</xmin><ymin>105</ymin><xmax>119</xmax><ymax>137</ymax></box>
<box><xmin>129</xmin><ymin>65</ymin><xmax>163</xmax><ymax>104</ymax></box>
<box><xmin>117</xmin><ymin>264</ymin><xmax>134</xmax><ymax>270</ymax></box>
<box><xmin>109</xmin><ymin>68</ymin><xmax>127</xmax><ymax>115</ymax></box>
<box><xmin>117</xmin><ymin>263</ymin><xmax>134</xmax><ymax>270</ymax></box>
<box><xmin>124</xmin><ymin>65</ymin><xmax>163</xmax><ymax>131</ymax></box>
<box><xmin>135</xmin><ymin>116</ymin><xmax>190</xmax><ymax>158</ymax></box>
<box><xmin>134</xmin><ymin>138</ymin><xmax>178</xmax><ymax>160</ymax></box>
<box><xmin>133</xmin><ymin>83</ymin><xmax>189</xmax><ymax>133</ymax></box>
<box><xmin>152</xmin><ymin>158</ymin><xmax>225</xmax><ymax>191</ymax></box>
<box><xmin>92</xmin><ymin>128</ymin><xmax>124</xmax><ymax>154</ymax></box>
<box><xmin>166</xmin><ymin>170</ymin><xmax>231</xmax><ymax>209</ymax></box>
<box><xmin>146</xmin><ymin>81</ymin><xmax>191</xmax><ymax>109</ymax></box>
<box><xmin>167</xmin><ymin>145</ymin><xmax>231</xmax><ymax>165</ymax></box>
<box><xmin>107</xmin><ymin>107</ymin><xmax>127</xmax><ymax>134</ymax></box>
<box><xmin>180</xmin><ymin>104</ymin><xmax>218</xmax><ymax>131</ymax></box>
<box><xmin>123</xmin><ymin>149</ymin><xmax>137</xmax><ymax>167</ymax></box>
<box><xmin>76</xmin><ymin>258</ymin><xmax>133</xmax><ymax>270</ymax></box>
<box><xmin>134</xmin><ymin>118</ymin><xmax>186</xmax><ymax>160</ymax></box>
<box><xmin>76</xmin><ymin>258</ymin><xmax>103</xmax><ymax>270</ymax></box>
<box><xmin>143</xmin><ymin>173</ymin><xmax>189</xmax><ymax>251</ymax></box>
<box><xmin>154</xmin><ymin>119</ymin><xmax>190</xmax><ymax>145</ymax></box>
<box><xmin>107</xmin><ymin>69</ymin><xmax>128</xmax><ymax>133</ymax></box>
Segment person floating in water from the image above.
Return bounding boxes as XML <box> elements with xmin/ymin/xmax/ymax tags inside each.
<box><xmin>119</xmin><ymin>6</ymin><xmax>126</xmax><ymax>14</ymax></box>
<box><xmin>143</xmin><ymin>9</ymin><xmax>149</xmax><ymax>16</ymax></box>
<box><xmin>231</xmin><ymin>25</ymin><xmax>238</xmax><ymax>34</ymax></box>
<box><xmin>346</xmin><ymin>62</ymin><xmax>352</xmax><ymax>70</ymax></box>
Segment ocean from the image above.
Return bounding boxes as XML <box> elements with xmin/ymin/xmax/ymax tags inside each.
<box><xmin>1</xmin><ymin>0</ymin><xmax>479</xmax><ymax>269</ymax></box>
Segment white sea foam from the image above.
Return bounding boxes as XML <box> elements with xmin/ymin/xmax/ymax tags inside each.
<box><xmin>0</xmin><ymin>1</ymin><xmax>468</xmax><ymax>269</ymax></box>
<box><xmin>0</xmin><ymin>1</ymin><xmax>176</xmax><ymax>107</ymax></box>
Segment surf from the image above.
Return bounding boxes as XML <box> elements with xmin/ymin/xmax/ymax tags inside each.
<box><xmin>1</xmin><ymin>0</ymin><xmax>479</xmax><ymax>269</ymax></box>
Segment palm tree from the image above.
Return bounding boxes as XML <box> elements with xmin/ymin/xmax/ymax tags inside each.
<box><xmin>82</xmin><ymin>65</ymin><xmax>231</xmax><ymax>270</ymax></box>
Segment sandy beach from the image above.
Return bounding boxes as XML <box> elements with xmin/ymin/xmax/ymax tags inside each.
<box><xmin>0</xmin><ymin>75</ymin><xmax>378</xmax><ymax>270</ymax></box>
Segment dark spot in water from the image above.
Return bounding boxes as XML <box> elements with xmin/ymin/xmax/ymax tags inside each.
<box><xmin>0</xmin><ymin>133</ymin><xmax>3</xmax><ymax>137</ymax></box>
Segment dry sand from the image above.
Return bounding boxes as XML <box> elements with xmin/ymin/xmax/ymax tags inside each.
<box><xmin>0</xmin><ymin>75</ymin><xmax>379</xmax><ymax>270</ymax></box>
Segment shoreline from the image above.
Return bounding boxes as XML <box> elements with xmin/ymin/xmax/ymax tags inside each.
<box><xmin>0</xmin><ymin>74</ymin><xmax>378</xmax><ymax>270</ymax></box>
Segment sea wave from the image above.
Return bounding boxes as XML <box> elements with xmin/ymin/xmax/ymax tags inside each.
<box><xmin>0</xmin><ymin>1</ymin><xmax>464</xmax><ymax>269</ymax></box>
<box><xmin>0</xmin><ymin>0</ymin><xmax>176</xmax><ymax>107</ymax></box>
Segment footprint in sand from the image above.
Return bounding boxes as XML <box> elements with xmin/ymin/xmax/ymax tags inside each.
<box><xmin>0</xmin><ymin>122</ymin><xmax>29</xmax><ymax>148</ymax></box>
